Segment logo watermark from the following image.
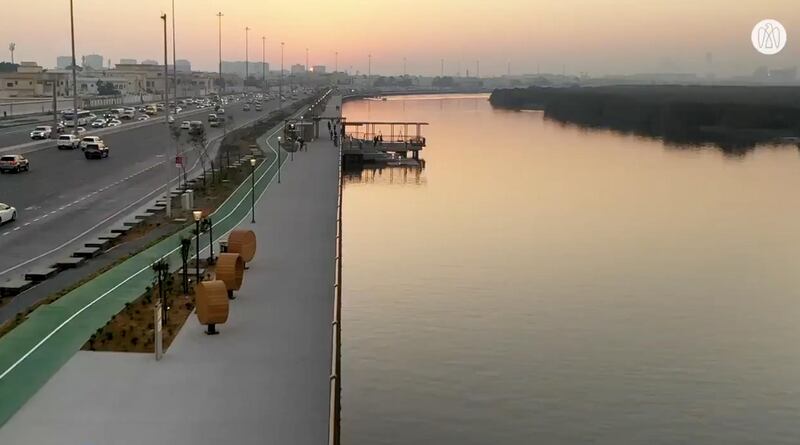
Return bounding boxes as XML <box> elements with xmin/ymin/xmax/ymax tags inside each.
<box><xmin>752</xmin><ymin>19</ymin><xmax>786</xmax><ymax>55</ymax></box>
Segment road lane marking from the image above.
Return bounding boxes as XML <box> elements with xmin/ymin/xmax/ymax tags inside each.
<box><xmin>0</xmin><ymin>97</ymin><xmax>298</xmax><ymax>276</ymax></box>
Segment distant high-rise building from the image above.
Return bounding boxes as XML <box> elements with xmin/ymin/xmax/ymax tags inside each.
<box><xmin>119</xmin><ymin>58</ymin><xmax>137</xmax><ymax>65</ymax></box>
<box><xmin>291</xmin><ymin>64</ymin><xmax>306</xmax><ymax>74</ymax></box>
<box><xmin>176</xmin><ymin>59</ymin><xmax>192</xmax><ymax>72</ymax></box>
<box><xmin>312</xmin><ymin>65</ymin><xmax>326</xmax><ymax>74</ymax></box>
<box><xmin>222</xmin><ymin>61</ymin><xmax>269</xmax><ymax>79</ymax></box>
<box><xmin>141</xmin><ymin>59</ymin><xmax>159</xmax><ymax>65</ymax></box>
<box><xmin>83</xmin><ymin>54</ymin><xmax>104</xmax><ymax>70</ymax></box>
<box><xmin>56</xmin><ymin>56</ymin><xmax>72</xmax><ymax>69</ymax></box>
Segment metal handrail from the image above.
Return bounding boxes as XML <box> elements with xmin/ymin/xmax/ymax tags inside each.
<box><xmin>328</xmin><ymin>97</ymin><xmax>344</xmax><ymax>445</ymax></box>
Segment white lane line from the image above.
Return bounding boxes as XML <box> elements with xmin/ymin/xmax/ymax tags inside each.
<box><xmin>12</xmin><ymin>227</ymin><xmax>20</xmax><ymax>231</ymax></box>
<box><xmin>1</xmin><ymin>232</ymin><xmax>8</xmax><ymax>236</ymax></box>
<box><xmin>0</xmin><ymin>96</ymin><xmax>309</xmax><ymax>382</ymax></box>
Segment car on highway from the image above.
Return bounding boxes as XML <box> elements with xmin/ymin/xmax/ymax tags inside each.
<box><xmin>75</xmin><ymin>127</ymin><xmax>87</xmax><ymax>134</ymax></box>
<box><xmin>29</xmin><ymin>126</ymin><xmax>52</xmax><ymax>139</ymax></box>
<box><xmin>107</xmin><ymin>119</ymin><xmax>122</xmax><ymax>127</ymax></box>
<box><xmin>91</xmin><ymin>119</ymin><xmax>107</xmax><ymax>128</ymax></box>
<box><xmin>180</xmin><ymin>121</ymin><xmax>191</xmax><ymax>130</ymax></box>
<box><xmin>137</xmin><ymin>114</ymin><xmax>151</xmax><ymax>121</ymax></box>
<box><xmin>0</xmin><ymin>203</ymin><xmax>16</xmax><ymax>224</ymax></box>
<box><xmin>189</xmin><ymin>121</ymin><xmax>205</xmax><ymax>136</ymax></box>
<box><xmin>120</xmin><ymin>109</ymin><xmax>135</xmax><ymax>119</ymax></box>
<box><xmin>0</xmin><ymin>155</ymin><xmax>30</xmax><ymax>173</ymax></box>
<box><xmin>83</xmin><ymin>143</ymin><xmax>109</xmax><ymax>159</ymax></box>
<box><xmin>255</xmin><ymin>104</ymin><xmax>263</xmax><ymax>112</ymax></box>
<box><xmin>243</xmin><ymin>104</ymin><xmax>251</xmax><ymax>111</ymax></box>
<box><xmin>217</xmin><ymin>108</ymin><xmax>226</xmax><ymax>115</ymax></box>
<box><xmin>209</xmin><ymin>119</ymin><xmax>220</xmax><ymax>128</ymax></box>
<box><xmin>145</xmin><ymin>105</ymin><xmax>158</xmax><ymax>115</ymax></box>
<box><xmin>208</xmin><ymin>113</ymin><xmax>217</xmax><ymax>122</ymax></box>
<box><xmin>80</xmin><ymin>136</ymin><xmax>105</xmax><ymax>150</ymax></box>
<box><xmin>57</xmin><ymin>134</ymin><xmax>81</xmax><ymax>150</ymax></box>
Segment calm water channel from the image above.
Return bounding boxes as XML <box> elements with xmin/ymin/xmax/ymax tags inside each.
<box><xmin>341</xmin><ymin>94</ymin><xmax>800</xmax><ymax>444</ymax></box>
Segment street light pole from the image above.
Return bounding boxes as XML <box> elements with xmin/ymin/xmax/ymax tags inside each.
<box><xmin>217</xmin><ymin>12</ymin><xmax>223</xmax><ymax>93</ymax></box>
<box><xmin>279</xmin><ymin>42</ymin><xmax>284</xmax><ymax>111</ymax></box>
<box><xmin>245</xmin><ymin>27</ymin><xmax>250</xmax><ymax>91</ymax></box>
<box><xmin>193</xmin><ymin>210</ymin><xmax>202</xmax><ymax>284</ymax></box>
<box><xmin>69</xmin><ymin>0</ymin><xmax>78</xmax><ymax>134</ymax></box>
<box><xmin>162</xmin><ymin>13</ymin><xmax>172</xmax><ymax>218</ymax></box>
<box><xmin>250</xmin><ymin>158</ymin><xmax>256</xmax><ymax>223</ymax></box>
<box><xmin>207</xmin><ymin>217</ymin><xmax>214</xmax><ymax>265</ymax></box>
<box><xmin>172</xmin><ymin>0</ymin><xmax>177</xmax><ymax>99</ymax></box>
<box><xmin>262</xmin><ymin>36</ymin><xmax>266</xmax><ymax>95</ymax></box>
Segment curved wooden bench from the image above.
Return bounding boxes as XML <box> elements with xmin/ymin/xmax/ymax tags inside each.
<box><xmin>195</xmin><ymin>280</ymin><xmax>229</xmax><ymax>335</ymax></box>
<box><xmin>227</xmin><ymin>229</ymin><xmax>257</xmax><ymax>263</ymax></box>
<box><xmin>216</xmin><ymin>253</ymin><xmax>245</xmax><ymax>298</ymax></box>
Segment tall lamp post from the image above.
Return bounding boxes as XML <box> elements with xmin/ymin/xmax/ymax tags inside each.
<box><xmin>193</xmin><ymin>210</ymin><xmax>202</xmax><ymax>283</ymax></box>
<box><xmin>262</xmin><ymin>36</ymin><xmax>266</xmax><ymax>95</ymax></box>
<box><xmin>69</xmin><ymin>0</ymin><xmax>78</xmax><ymax>134</ymax></box>
<box><xmin>279</xmin><ymin>42</ymin><xmax>284</xmax><ymax>111</ymax></box>
<box><xmin>245</xmin><ymin>26</ymin><xmax>250</xmax><ymax>90</ymax></box>
<box><xmin>162</xmin><ymin>13</ymin><xmax>172</xmax><ymax>218</ymax></box>
<box><xmin>277</xmin><ymin>136</ymin><xmax>282</xmax><ymax>184</ymax></box>
<box><xmin>205</xmin><ymin>217</ymin><xmax>214</xmax><ymax>265</ymax></box>
<box><xmin>217</xmin><ymin>12</ymin><xmax>223</xmax><ymax>93</ymax></box>
<box><xmin>250</xmin><ymin>158</ymin><xmax>257</xmax><ymax>223</ymax></box>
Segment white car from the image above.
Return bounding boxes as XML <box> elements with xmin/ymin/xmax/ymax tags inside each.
<box><xmin>107</xmin><ymin>119</ymin><xmax>122</xmax><ymax>127</ymax></box>
<box><xmin>57</xmin><ymin>134</ymin><xmax>81</xmax><ymax>150</ymax></box>
<box><xmin>180</xmin><ymin>121</ymin><xmax>191</xmax><ymax>130</ymax></box>
<box><xmin>91</xmin><ymin>119</ymin><xmax>107</xmax><ymax>128</ymax></box>
<box><xmin>137</xmin><ymin>114</ymin><xmax>150</xmax><ymax>121</ymax></box>
<box><xmin>30</xmin><ymin>126</ymin><xmax>52</xmax><ymax>139</ymax></box>
<box><xmin>0</xmin><ymin>203</ymin><xmax>16</xmax><ymax>224</ymax></box>
<box><xmin>75</xmin><ymin>127</ymin><xmax>87</xmax><ymax>134</ymax></box>
<box><xmin>80</xmin><ymin>136</ymin><xmax>104</xmax><ymax>150</ymax></box>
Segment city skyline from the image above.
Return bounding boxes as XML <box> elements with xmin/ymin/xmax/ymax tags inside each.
<box><xmin>1</xmin><ymin>0</ymin><xmax>798</xmax><ymax>77</ymax></box>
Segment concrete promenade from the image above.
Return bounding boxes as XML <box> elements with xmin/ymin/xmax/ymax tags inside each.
<box><xmin>0</xmin><ymin>97</ymin><xmax>341</xmax><ymax>444</ymax></box>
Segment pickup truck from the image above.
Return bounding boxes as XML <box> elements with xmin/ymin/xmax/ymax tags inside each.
<box><xmin>83</xmin><ymin>143</ymin><xmax>109</xmax><ymax>159</ymax></box>
<box><xmin>57</xmin><ymin>134</ymin><xmax>81</xmax><ymax>150</ymax></box>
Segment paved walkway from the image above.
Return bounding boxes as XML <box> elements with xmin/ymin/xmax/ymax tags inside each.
<box><xmin>0</xmin><ymin>95</ymin><xmax>341</xmax><ymax>444</ymax></box>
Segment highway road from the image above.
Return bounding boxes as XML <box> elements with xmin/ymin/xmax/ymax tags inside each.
<box><xmin>0</xmin><ymin>91</ymin><xmax>312</xmax><ymax>284</ymax></box>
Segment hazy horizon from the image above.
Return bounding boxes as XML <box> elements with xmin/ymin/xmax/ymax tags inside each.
<box><xmin>1</xmin><ymin>0</ymin><xmax>798</xmax><ymax>77</ymax></box>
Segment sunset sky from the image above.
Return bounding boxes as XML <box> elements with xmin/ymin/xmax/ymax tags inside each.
<box><xmin>2</xmin><ymin>0</ymin><xmax>798</xmax><ymax>76</ymax></box>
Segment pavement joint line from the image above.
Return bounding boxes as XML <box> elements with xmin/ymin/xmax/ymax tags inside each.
<box><xmin>0</xmin><ymin>98</ymin><xmax>304</xmax><ymax>382</ymax></box>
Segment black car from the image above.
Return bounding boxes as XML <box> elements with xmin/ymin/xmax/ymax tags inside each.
<box><xmin>84</xmin><ymin>143</ymin><xmax>109</xmax><ymax>159</ymax></box>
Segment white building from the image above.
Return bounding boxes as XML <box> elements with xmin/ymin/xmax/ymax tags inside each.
<box><xmin>83</xmin><ymin>54</ymin><xmax>104</xmax><ymax>70</ymax></box>
<box><xmin>56</xmin><ymin>56</ymin><xmax>72</xmax><ymax>69</ymax></box>
<box><xmin>176</xmin><ymin>59</ymin><xmax>191</xmax><ymax>73</ymax></box>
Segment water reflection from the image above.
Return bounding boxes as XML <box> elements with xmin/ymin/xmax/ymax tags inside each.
<box><xmin>342</xmin><ymin>94</ymin><xmax>800</xmax><ymax>445</ymax></box>
<box><xmin>344</xmin><ymin>162</ymin><xmax>427</xmax><ymax>186</ymax></box>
